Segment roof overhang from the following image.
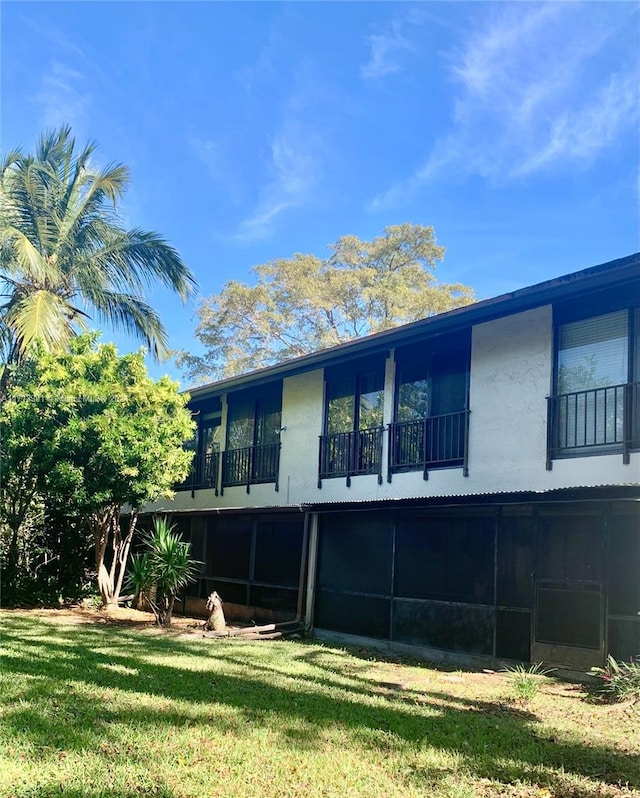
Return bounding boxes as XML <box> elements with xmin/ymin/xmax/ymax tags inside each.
<box><xmin>186</xmin><ymin>252</ymin><xmax>640</xmax><ymax>399</ymax></box>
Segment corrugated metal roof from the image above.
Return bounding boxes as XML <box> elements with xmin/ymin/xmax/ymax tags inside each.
<box><xmin>142</xmin><ymin>483</ymin><xmax>640</xmax><ymax>515</ymax></box>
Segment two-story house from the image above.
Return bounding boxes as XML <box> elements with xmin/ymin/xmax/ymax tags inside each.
<box><xmin>144</xmin><ymin>253</ymin><xmax>640</xmax><ymax>670</ymax></box>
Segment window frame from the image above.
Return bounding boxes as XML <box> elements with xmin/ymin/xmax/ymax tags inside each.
<box><xmin>549</xmin><ymin>285</ymin><xmax>640</xmax><ymax>465</ymax></box>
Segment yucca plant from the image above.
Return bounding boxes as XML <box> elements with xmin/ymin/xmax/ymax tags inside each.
<box><xmin>125</xmin><ymin>551</ymin><xmax>154</xmax><ymax>611</ymax></box>
<box><xmin>132</xmin><ymin>517</ymin><xmax>200</xmax><ymax>626</ymax></box>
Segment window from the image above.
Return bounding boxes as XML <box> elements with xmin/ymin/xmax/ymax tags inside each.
<box><xmin>549</xmin><ymin>302</ymin><xmax>639</xmax><ymax>462</ymax></box>
<box><xmin>319</xmin><ymin>360</ymin><xmax>386</xmax><ymax>484</ymax></box>
<box><xmin>176</xmin><ymin>403</ymin><xmax>222</xmax><ymax>492</ymax></box>
<box><xmin>390</xmin><ymin>341</ymin><xmax>470</xmax><ymax>477</ymax></box>
<box><xmin>222</xmin><ymin>384</ymin><xmax>282</xmax><ymax>490</ymax></box>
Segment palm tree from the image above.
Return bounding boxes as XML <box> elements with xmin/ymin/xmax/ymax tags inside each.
<box><xmin>0</xmin><ymin>126</ymin><xmax>196</xmax><ymax>396</ymax></box>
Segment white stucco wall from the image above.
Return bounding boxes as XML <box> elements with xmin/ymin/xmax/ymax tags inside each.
<box><xmin>143</xmin><ymin>303</ymin><xmax>639</xmax><ymax>515</ymax></box>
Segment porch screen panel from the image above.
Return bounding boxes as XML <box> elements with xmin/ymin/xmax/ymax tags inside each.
<box><xmin>497</xmin><ymin>515</ymin><xmax>533</xmax><ymax>608</ymax></box>
<box><xmin>392</xmin><ymin>600</ymin><xmax>493</xmax><ymax>655</ymax></box>
<box><xmin>607</xmin><ymin>514</ymin><xmax>640</xmax><ymax>617</ymax></box>
<box><xmin>317</xmin><ymin>512</ymin><xmax>392</xmax><ymax>594</ymax></box>
<box><xmin>208</xmin><ymin>516</ymin><xmax>252</xmax><ymax>580</ymax></box>
<box><xmin>537</xmin><ymin>516</ymin><xmax>603</xmax><ymax>583</ymax></box>
<box><xmin>535</xmin><ymin>514</ymin><xmax>604</xmax><ymax>650</ymax></box>
<box><xmin>315</xmin><ymin>512</ymin><xmax>392</xmax><ymax>639</ymax></box>
<box><xmin>496</xmin><ymin>609</ymin><xmax>531</xmax><ymax>662</ymax></box>
<box><xmin>315</xmin><ymin>592</ymin><xmax>391</xmax><ymax>638</ymax></box>
<box><xmin>608</xmin><ymin>619</ymin><xmax>640</xmax><ymax>662</ymax></box>
<box><xmin>253</xmin><ymin>518</ymin><xmax>304</xmax><ymax>587</ymax></box>
<box><xmin>394</xmin><ymin>513</ymin><xmax>494</xmax><ymax>605</ymax></box>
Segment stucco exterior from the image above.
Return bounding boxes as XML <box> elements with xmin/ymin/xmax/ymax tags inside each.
<box><xmin>145</xmin><ymin>300</ymin><xmax>638</xmax><ymax>516</ymax></box>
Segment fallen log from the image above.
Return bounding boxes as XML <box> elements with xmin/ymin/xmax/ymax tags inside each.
<box><xmin>202</xmin><ymin>620</ymin><xmax>305</xmax><ymax>640</ymax></box>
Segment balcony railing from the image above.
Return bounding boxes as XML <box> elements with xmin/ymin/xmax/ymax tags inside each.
<box><xmin>388</xmin><ymin>410</ymin><xmax>470</xmax><ymax>480</ymax></box>
<box><xmin>546</xmin><ymin>381</ymin><xmax>639</xmax><ymax>468</ymax></box>
<box><xmin>175</xmin><ymin>451</ymin><xmax>220</xmax><ymax>493</ymax></box>
<box><xmin>221</xmin><ymin>442</ymin><xmax>281</xmax><ymax>493</ymax></box>
<box><xmin>318</xmin><ymin>427</ymin><xmax>384</xmax><ymax>487</ymax></box>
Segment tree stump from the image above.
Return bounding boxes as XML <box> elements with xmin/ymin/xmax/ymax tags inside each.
<box><xmin>204</xmin><ymin>591</ymin><xmax>226</xmax><ymax>632</ymax></box>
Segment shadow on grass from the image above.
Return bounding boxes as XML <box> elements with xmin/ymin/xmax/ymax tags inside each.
<box><xmin>2</xmin><ymin>613</ymin><xmax>638</xmax><ymax>797</ymax></box>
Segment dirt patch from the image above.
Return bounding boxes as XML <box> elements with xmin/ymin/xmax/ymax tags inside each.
<box><xmin>1</xmin><ymin>605</ymin><xmax>204</xmax><ymax>633</ymax></box>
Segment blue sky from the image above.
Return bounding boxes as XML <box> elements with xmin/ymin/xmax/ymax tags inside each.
<box><xmin>2</xmin><ymin>1</ymin><xmax>639</xmax><ymax>384</ymax></box>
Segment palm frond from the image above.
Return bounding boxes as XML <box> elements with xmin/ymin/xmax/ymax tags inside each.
<box><xmin>5</xmin><ymin>289</ymin><xmax>79</xmax><ymax>352</ymax></box>
<box><xmin>80</xmin><ymin>289</ymin><xmax>169</xmax><ymax>359</ymax></box>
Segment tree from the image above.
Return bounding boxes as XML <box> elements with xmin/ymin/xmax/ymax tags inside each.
<box><xmin>177</xmin><ymin>223</ymin><xmax>474</xmax><ymax>381</ymax></box>
<box><xmin>127</xmin><ymin>517</ymin><xmax>199</xmax><ymax>626</ymax></box>
<box><xmin>0</xmin><ymin>335</ymin><xmax>194</xmax><ymax>607</ymax></box>
<box><xmin>0</xmin><ymin>126</ymin><xmax>196</xmax><ymax>398</ymax></box>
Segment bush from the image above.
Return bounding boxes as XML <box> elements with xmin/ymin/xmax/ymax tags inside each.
<box><xmin>591</xmin><ymin>655</ymin><xmax>640</xmax><ymax>703</ymax></box>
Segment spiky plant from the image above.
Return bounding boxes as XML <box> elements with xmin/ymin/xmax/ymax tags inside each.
<box><xmin>141</xmin><ymin>517</ymin><xmax>199</xmax><ymax>627</ymax></box>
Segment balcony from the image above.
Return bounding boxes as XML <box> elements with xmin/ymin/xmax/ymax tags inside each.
<box><xmin>388</xmin><ymin>410</ymin><xmax>470</xmax><ymax>480</ymax></box>
<box><xmin>175</xmin><ymin>451</ymin><xmax>220</xmax><ymax>493</ymax></box>
<box><xmin>318</xmin><ymin>427</ymin><xmax>384</xmax><ymax>487</ymax></box>
<box><xmin>546</xmin><ymin>382</ymin><xmax>639</xmax><ymax>468</ymax></box>
<box><xmin>221</xmin><ymin>442</ymin><xmax>281</xmax><ymax>493</ymax></box>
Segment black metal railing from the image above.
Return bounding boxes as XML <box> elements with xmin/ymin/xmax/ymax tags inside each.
<box><xmin>221</xmin><ymin>442</ymin><xmax>281</xmax><ymax>493</ymax></box>
<box><xmin>388</xmin><ymin>410</ymin><xmax>470</xmax><ymax>480</ymax></box>
<box><xmin>175</xmin><ymin>451</ymin><xmax>220</xmax><ymax>492</ymax></box>
<box><xmin>318</xmin><ymin>427</ymin><xmax>384</xmax><ymax>487</ymax></box>
<box><xmin>547</xmin><ymin>381</ymin><xmax>639</xmax><ymax>468</ymax></box>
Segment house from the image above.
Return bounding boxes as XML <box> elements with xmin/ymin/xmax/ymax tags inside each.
<box><xmin>143</xmin><ymin>253</ymin><xmax>640</xmax><ymax>670</ymax></box>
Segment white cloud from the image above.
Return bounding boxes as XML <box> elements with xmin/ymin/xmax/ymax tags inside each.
<box><xmin>35</xmin><ymin>61</ymin><xmax>91</xmax><ymax>132</ymax></box>
<box><xmin>360</xmin><ymin>19</ymin><xmax>415</xmax><ymax>81</ymax></box>
<box><xmin>369</xmin><ymin>3</ymin><xmax>639</xmax><ymax>209</ymax></box>
<box><xmin>234</xmin><ymin>118</ymin><xmax>321</xmax><ymax>243</ymax></box>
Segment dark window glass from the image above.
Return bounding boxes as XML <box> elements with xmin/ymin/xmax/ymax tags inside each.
<box><xmin>226</xmin><ymin>400</ymin><xmax>254</xmax><ymax>449</ymax></box>
<box><xmin>326</xmin><ymin>377</ymin><xmax>355</xmax><ymax>434</ymax></box>
<box><xmin>358</xmin><ymin>371</ymin><xmax>384</xmax><ymax>430</ymax></box>
<box><xmin>325</xmin><ymin>368</ymin><xmax>385</xmax><ymax>434</ymax></box>
<box><xmin>396</xmin><ymin>348</ymin><xmax>468</xmax><ymax>421</ymax></box>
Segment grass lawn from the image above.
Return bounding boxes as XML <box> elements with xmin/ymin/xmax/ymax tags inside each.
<box><xmin>1</xmin><ymin>608</ymin><xmax>638</xmax><ymax>798</ymax></box>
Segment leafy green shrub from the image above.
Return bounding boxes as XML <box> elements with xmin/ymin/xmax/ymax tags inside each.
<box><xmin>505</xmin><ymin>662</ymin><xmax>554</xmax><ymax>702</ymax></box>
<box><xmin>591</xmin><ymin>655</ymin><xmax>640</xmax><ymax>703</ymax></box>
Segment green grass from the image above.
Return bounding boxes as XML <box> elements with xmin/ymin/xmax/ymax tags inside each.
<box><xmin>1</xmin><ymin>610</ymin><xmax>639</xmax><ymax>798</ymax></box>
